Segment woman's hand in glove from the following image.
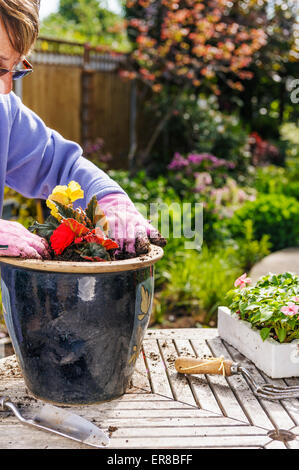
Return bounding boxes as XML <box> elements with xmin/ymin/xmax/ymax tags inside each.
<box><xmin>0</xmin><ymin>219</ymin><xmax>50</xmax><ymax>260</ymax></box>
<box><xmin>98</xmin><ymin>193</ymin><xmax>167</xmax><ymax>258</ymax></box>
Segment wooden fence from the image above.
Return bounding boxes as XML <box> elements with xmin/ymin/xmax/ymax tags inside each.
<box><xmin>16</xmin><ymin>37</ymin><xmax>134</xmax><ymax>170</ymax></box>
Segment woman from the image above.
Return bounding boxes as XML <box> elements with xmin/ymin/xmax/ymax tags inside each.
<box><xmin>0</xmin><ymin>0</ymin><xmax>165</xmax><ymax>259</ymax></box>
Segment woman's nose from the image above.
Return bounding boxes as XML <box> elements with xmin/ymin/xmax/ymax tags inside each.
<box><xmin>0</xmin><ymin>73</ymin><xmax>13</xmax><ymax>94</ymax></box>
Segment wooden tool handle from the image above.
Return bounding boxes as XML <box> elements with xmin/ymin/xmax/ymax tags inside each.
<box><xmin>175</xmin><ymin>357</ymin><xmax>233</xmax><ymax>376</ymax></box>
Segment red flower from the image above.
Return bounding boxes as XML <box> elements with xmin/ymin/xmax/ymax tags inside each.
<box><xmin>50</xmin><ymin>224</ymin><xmax>76</xmax><ymax>255</ymax></box>
<box><xmin>102</xmin><ymin>239</ymin><xmax>119</xmax><ymax>250</ymax></box>
<box><xmin>63</xmin><ymin>219</ymin><xmax>89</xmax><ymax>237</ymax></box>
<box><xmin>50</xmin><ymin>218</ymin><xmax>119</xmax><ymax>256</ymax></box>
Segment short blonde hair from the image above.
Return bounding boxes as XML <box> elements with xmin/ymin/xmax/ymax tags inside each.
<box><xmin>0</xmin><ymin>0</ymin><xmax>39</xmax><ymax>56</ymax></box>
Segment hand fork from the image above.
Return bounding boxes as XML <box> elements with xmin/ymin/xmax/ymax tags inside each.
<box><xmin>175</xmin><ymin>357</ymin><xmax>299</xmax><ymax>400</ymax></box>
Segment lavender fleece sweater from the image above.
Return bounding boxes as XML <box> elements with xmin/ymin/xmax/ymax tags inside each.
<box><xmin>0</xmin><ymin>92</ymin><xmax>126</xmax><ymax>215</ymax></box>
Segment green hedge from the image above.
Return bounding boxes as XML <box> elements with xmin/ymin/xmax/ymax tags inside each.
<box><xmin>228</xmin><ymin>194</ymin><xmax>299</xmax><ymax>251</ymax></box>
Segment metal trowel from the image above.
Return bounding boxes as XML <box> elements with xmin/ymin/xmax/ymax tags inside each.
<box><xmin>0</xmin><ymin>396</ymin><xmax>110</xmax><ymax>448</ymax></box>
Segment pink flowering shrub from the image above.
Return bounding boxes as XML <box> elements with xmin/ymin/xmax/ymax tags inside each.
<box><xmin>168</xmin><ymin>152</ymin><xmax>256</xmax><ymax>218</ymax></box>
<box><xmin>226</xmin><ymin>272</ymin><xmax>299</xmax><ymax>343</ymax></box>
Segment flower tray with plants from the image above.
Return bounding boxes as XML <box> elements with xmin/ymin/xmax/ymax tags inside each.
<box><xmin>29</xmin><ymin>181</ymin><xmax>119</xmax><ymax>262</ymax></box>
<box><xmin>218</xmin><ymin>272</ymin><xmax>299</xmax><ymax>378</ymax></box>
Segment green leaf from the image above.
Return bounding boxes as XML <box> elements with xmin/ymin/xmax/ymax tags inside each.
<box><xmin>277</xmin><ymin>328</ymin><xmax>287</xmax><ymax>343</ymax></box>
<box><xmin>29</xmin><ymin>216</ymin><xmax>60</xmax><ymax>241</ymax></box>
<box><xmin>79</xmin><ymin>242</ymin><xmax>111</xmax><ymax>261</ymax></box>
<box><xmin>239</xmin><ymin>301</ymin><xmax>248</xmax><ymax>315</ymax></box>
<box><xmin>53</xmin><ymin>201</ymin><xmax>93</xmax><ymax>228</ymax></box>
<box><xmin>86</xmin><ymin>196</ymin><xmax>98</xmax><ymax>226</ymax></box>
<box><xmin>260</xmin><ymin>328</ymin><xmax>271</xmax><ymax>341</ymax></box>
<box><xmin>259</xmin><ymin>307</ymin><xmax>273</xmax><ymax>322</ymax></box>
<box><xmin>245</xmin><ymin>304</ymin><xmax>261</xmax><ymax>311</ymax></box>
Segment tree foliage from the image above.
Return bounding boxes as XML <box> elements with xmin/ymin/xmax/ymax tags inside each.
<box><xmin>40</xmin><ymin>0</ymin><xmax>130</xmax><ymax>51</ymax></box>
<box><xmin>121</xmin><ymin>0</ymin><xmax>268</xmax><ymax>93</ymax></box>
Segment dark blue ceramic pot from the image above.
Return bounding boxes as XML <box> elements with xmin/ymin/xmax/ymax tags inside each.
<box><xmin>0</xmin><ymin>246</ymin><xmax>163</xmax><ymax>405</ymax></box>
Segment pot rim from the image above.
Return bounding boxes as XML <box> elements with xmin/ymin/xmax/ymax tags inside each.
<box><xmin>0</xmin><ymin>245</ymin><xmax>164</xmax><ymax>274</ymax></box>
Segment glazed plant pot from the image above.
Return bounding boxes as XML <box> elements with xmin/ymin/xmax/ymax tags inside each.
<box><xmin>0</xmin><ymin>245</ymin><xmax>163</xmax><ymax>405</ymax></box>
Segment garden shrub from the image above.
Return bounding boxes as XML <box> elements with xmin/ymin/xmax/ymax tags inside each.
<box><xmin>150</xmin><ymin>93</ymin><xmax>251</xmax><ymax>175</ymax></box>
<box><xmin>254</xmin><ymin>165</ymin><xmax>299</xmax><ymax>200</ymax></box>
<box><xmin>156</xmin><ymin>245</ymin><xmax>243</xmax><ymax>325</ymax></box>
<box><xmin>228</xmin><ymin>193</ymin><xmax>299</xmax><ymax>251</ymax></box>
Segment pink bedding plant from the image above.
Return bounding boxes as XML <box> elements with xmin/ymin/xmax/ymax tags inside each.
<box><xmin>226</xmin><ymin>272</ymin><xmax>299</xmax><ymax>344</ymax></box>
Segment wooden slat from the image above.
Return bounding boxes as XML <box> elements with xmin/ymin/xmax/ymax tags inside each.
<box><xmin>174</xmin><ymin>339</ymin><xmax>222</xmax><ymax>415</ymax></box>
<box><xmin>282</xmin><ymin>379</ymin><xmax>299</xmax><ymax>425</ymax></box>
<box><xmin>109</xmin><ymin>425</ymin><xmax>267</xmax><ymax>438</ymax></box>
<box><xmin>157</xmin><ymin>339</ymin><xmax>197</xmax><ymax>407</ymax></box>
<box><xmin>207</xmin><ymin>337</ymin><xmax>274</xmax><ymax>429</ymax></box>
<box><xmin>286</xmin><ymin>439</ymin><xmax>299</xmax><ymax>449</ymax></box>
<box><xmin>0</xmin><ymin>423</ymin><xmax>269</xmax><ymax>449</ymax></box>
<box><xmin>109</xmin><ymin>435</ymin><xmax>269</xmax><ymax>449</ymax></box>
<box><xmin>128</xmin><ymin>350</ymin><xmax>151</xmax><ymax>393</ymax></box>
<box><xmin>222</xmin><ymin>340</ymin><xmax>296</xmax><ymax>430</ymax></box>
<box><xmin>142</xmin><ymin>339</ymin><xmax>173</xmax><ymax>398</ymax></box>
<box><xmin>191</xmin><ymin>338</ymin><xmax>249</xmax><ymax>423</ymax></box>
<box><xmin>23</xmin><ymin>65</ymin><xmax>82</xmax><ymax>143</ymax></box>
<box><xmin>94</xmin><ymin>416</ymin><xmax>238</xmax><ymax>428</ymax></box>
<box><xmin>264</xmin><ymin>440</ymin><xmax>287</xmax><ymax>449</ymax></box>
<box><xmin>146</xmin><ymin>329</ymin><xmax>217</xmax><ymax>340</ymax></box>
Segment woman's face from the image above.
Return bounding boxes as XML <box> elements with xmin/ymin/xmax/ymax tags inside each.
<box><xmin>0</xmin><ymin>19</ymin><xmax>21</xmax><ymax>94</ymax></box>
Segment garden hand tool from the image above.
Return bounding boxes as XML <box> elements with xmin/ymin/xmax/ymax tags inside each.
<box><xmin>175</xmin><ymin>357</ymin><xmax>299</xmax><ymax>400</ymax></box>
<box><xmin>0</xmin><ymin>397</ymin><xmax>110</xmax><ymax>448</ymax></box>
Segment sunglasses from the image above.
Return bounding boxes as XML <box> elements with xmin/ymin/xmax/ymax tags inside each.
<box><xmin>0</xmin><ymin>58</ymin><xmax>33</xmax><ymax>80</ymax></box>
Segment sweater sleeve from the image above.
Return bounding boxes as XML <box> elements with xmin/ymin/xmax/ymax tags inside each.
<box><xmin>6</xmin><ymin>93</ymin><xmax>126</xmax><ymax>207</ymax></box>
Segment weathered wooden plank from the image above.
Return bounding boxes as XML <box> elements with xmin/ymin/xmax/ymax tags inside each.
<box><xmin>4</xmin><ymin>408</ymin><xmax>213</xmax><ymax>423</ymax></box>
<box><xmin>142</xmin><ymin>339</ymin><xmax>173</xmax><ymax>399</ymax></box>
<box><xmin>264</xmin><ymin>440</ymin><xmax>287</xmax><ymax>449</ymax></box>
<box><xmin>109</xmin><ymin>425</ymin><xmax>267</xmax><ymax>438</ymax></box>
<box><xmin>109</xmin><ymin>435</ymin><xmax>269</xmax><ymax>449</ymax></box>
<box><xmin>146</xmin><ymin>329</ymin><xmax>218</xmax><ymax>340</ymax></box>
<box><xmin>0</xmin><ymin>338</ymin><xmax>13</xmax><ymax>359</ymax></box>
<box><xmin>0</xmin><ymin>423</ymin><xmax>269</xmax><ymax>449</ymax></box>
<box><xmin>286</xmin><ymin>439</ymin><xmax>299</xmax><ymax>449</ymax></box>
<box><xmin>222</xmin><ymin>340</ymin><xmax>296</xmax><ymax>430</ymax></box>
<box><xmin>207</xmin><ymin>337</ymin><xmax>274</xmax><ymax>429</ymax></box>
<box><xmin>128</xmin><ymin>350</ymin><xmax>152</xmax><ymax>394</ymax></box>
<box><xmin>174</xmin><ymin>339</ymin><xmax>222</xmax><ymax>415</ymax></box>
<box><xmin>157</xmin><ymin>339</ymin><xmax>197</xmax><ymax>407</ymax></box>
<box><xmin>282</xmin><ymin>379</ymin><xmax>299</xmax><ymax>425</ymax></box>
<box><xmin>191</xmin><ymin>339</ymin><xmax>249</xmax><ymax>423</ymax></box>
<box><xmin>84</xmin><ymin>408</ymin><xmax>219</xmax><ymax>419</ymax></box>
<box><xmin>0</xmin><ymin>416</ymin><xmax>246</xmax><ymax>435</ymax></box>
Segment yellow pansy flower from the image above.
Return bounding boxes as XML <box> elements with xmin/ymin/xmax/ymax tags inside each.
<box><xmin>46</xmin><ymin>199</ymin><xmax>62</xmax><ymax>221</ymax></box>
<box><xmin>66</xmin><ymin>181</ymin><xmax>84</xmax><ymax>203</ymax></box>
<box><xmin>48</xmin><ymin>185</ymin><xmax>70</xmax><ymax>205</ymax></box>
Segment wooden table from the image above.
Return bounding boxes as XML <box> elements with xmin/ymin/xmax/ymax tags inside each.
<box><xmin>1</xmin><ymin>328</ymin><xmax>299</xmax><ymax>449</ymax></box>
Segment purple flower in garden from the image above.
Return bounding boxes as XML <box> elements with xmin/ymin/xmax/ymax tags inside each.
<box><xmin>187</xmin><ymin>153</ymin><xmax>205</xmax><ymax>165</ymax></box>
<box><xmin>194</xmin><ymin>172</ymin><xmax>212</xmax><ymax>192</ymax></box>
<box><xmin>168</xmin><ymin>152</ymin><xmax>189</xmax><ymax>170</ymax></box>
<box><xmin>168</xmin><ymin>151</ymin><xmax>236</xmax><ymax>176</ymax></box>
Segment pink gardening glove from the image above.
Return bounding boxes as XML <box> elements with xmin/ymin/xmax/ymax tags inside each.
<box><xmin>0</xmin><ymin>219</ymin><xmax>50</xmax><ymax>260</ymax></box>
<box><xmin>98</xmin><ymin>193</ymin><xmax>166</xmax><ymax>258</ymax></box>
